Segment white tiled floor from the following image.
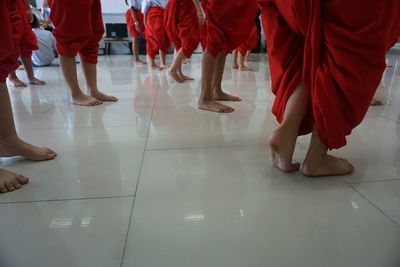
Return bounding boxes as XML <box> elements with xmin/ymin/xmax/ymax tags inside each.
<box><xmin>1</xmin><ymin>52</ymin><xmax>400</xmax><ymax>267</ymax></box>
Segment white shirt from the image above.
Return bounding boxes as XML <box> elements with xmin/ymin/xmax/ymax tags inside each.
<box><xmin>31</xmin><ymin>28</ymin><xmax>56</xmax><ymax>67</ymax></box>
<box><xmin>141</xmin><ymin>0</ymin><xmax>168</xmax><ymax>15</ymax></box>
<box><xmin>129</xmin><ymin>0</ymin><xmax>142</xmax><ymax>10</ymax></box>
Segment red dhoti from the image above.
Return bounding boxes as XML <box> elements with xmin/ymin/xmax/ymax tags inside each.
<box><xmin>258</xmin><ymin>0</ymin><xmax>400</xmax><ymax>149</ymax></box>
<box><xmin>0</xmin><ymin>0</ymin><xmax>20</xmax><ymax>82</ymax></box>
<box><xmin>126</xmin><ymin>8</ymin><xmax>145</xmax><ymax>38</ymax></box>
<box><xmin>145</xmin><ymin>7</ymin><xmax>170</xmax><ymax>59</ymax></box>
<box><xmin>49</xmin><ymin>0</ymin><xmax>104</xmax><ymax>64</ymax></box>
<box><xmin>202</xmin><ymin>0</ymin><xmax>258</xmax><ymax>57</ymax></box>
<box><xmin>237</xmin><ymin>24</ymin><xmax>259</xmax><ymax>56</ymax></box>
<box><xmin>164</xmin><ymin>0</ymin><xmax>200</xmax><ymax>58</ymax></box>
<box><xmin>15</xmin><ymin>0</ymin><xmax>38</xmax><ymax>58</ymax></box>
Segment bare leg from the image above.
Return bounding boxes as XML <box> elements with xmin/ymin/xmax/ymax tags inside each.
<box><xmin>245</xmin><ymin>50</ymin><xmax>251</xmax><ymax>62</ymax></box>
<box><xmin>232</xmin><ymin>50</ymin><xmax>239</xmax><ymax>69</ymax></box>
<box><xmin>159</xmin><ymin>51</ymin><xmax>169</xmax><ymax>69</ymax></box>
<box><xmin>133</xmin><ymin>37</ymin><xmax>146</xmax><ymax>65</ymax></box>
<box><xmin>198</xmin><ymin>51</ymin><xmax>234</xmax><ymax>113</ymax></box>
<box><xmin>212</xmin><ymin>54</ymin><xmax>241</xmax><ymax>101</ymax></box>
<box><xmin>302</xmin><ymin>128</ymin><xmax>354</xmax><ymax>177</ymax></box>
<box><xmin>147</xmin><ymin>55</ymin><xmax>161</xmax><ymax>70</ymax></box>
<box><xmin>59</xmin><ymin>55</ymin><xmax>102</xmax><ymax>106</ymax></box>
<box><xmin>21</xmin><ymin>56</ymin><xmax>45</xmax><ymax>85</ymax></box>
<box><xmin>239</xmin><ymin>51</ymin><xmax>252</xmax><ymax>71</ymax></box>
<box><xmin>268</xmin><ymin>83</ymin><xmax>308</xmax><ymax>172</ymax></box>
<box><xmin>168</xmin><ymin>48</ymin><xmax>185</xmax><ymax>83</ymax></box>
<box><xmin>8</xmin><ymin>71</ymin><xmax>27</xmax><ymax>87</ymax></box>
<box><xmin>0</xmin><ymin>83</ymin><xmax>57</xmax><ymax>161</ymax></box>
<box><xmin>81</xmin><ymin>60</ymin><xmax>118</xmax><ymax>102</ymax></box>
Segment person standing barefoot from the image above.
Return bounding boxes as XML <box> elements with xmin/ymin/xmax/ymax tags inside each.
<box><xmin>125</xmin><ymin>0</ymin><xmax>147</xmax><ymax>65</ymax></box>
<box><xmin>259</xmin><ymin>0</ymin><xmax>400</xmax><ymax>176</ymax></box>
<box><xmin>48</xmin><ymin>0</ymin><xmax>117</xmax><ymax>106</ymax></box>
<box><xmin>198</xmin><ymin>0</ymin><xmax>258</xmax><ymax>113</ymax></box>
<box><xmin>0</xmin><ymin>0</ymin><xmax>56</xmax><ymax>193</ymax></box>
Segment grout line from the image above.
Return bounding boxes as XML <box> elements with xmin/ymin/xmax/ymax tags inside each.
<box><xmin>119</xmin><ymin>82</ymin><xmax>159</xmax><ymax>267</ymax></box>
<box><xmin>348</xmin><ymin>183</ymin><xmax>400</xmax><ymax>229</ymax></box>
<box><xmin>347</xmin><ymin>178</ymin><xmax>400</xmax><ymax>185</ymax></box>
<box><xmin>0</xmin><ymin>195</ymin><xmax>134</xmax><ymax>205</ymax></box>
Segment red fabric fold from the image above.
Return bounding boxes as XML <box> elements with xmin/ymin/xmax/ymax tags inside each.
<box><xmin>145</xmin><ymin>7</ymin><xmax>170</xmax><ymax>59</ymax></box>
<box><xmin>237</xmin><ymin>24</ymin><xmax>259</xmax><ymax>56</ymax></box>
<box><xmin>49</xmin><ymin>0</ymin><xmax>104</xmax><ymax>64</ymax></box>
<box><xmin>258</xmin><ymin>0</ymin><xmax>400</xmax><ymax>149</ymax></box>
<box><xmin>126</xmin><ymin>8</ymin><xmax>145</xmax><ymax>38</ymax></box>
<box><xmin>203</xmin><ymin>0</ymin><xmax>258</xmax><ymax>57</ymax></box>
<box><xmin>164</xmin><ymin>0</ymin><xmax>200</xmax><ymax>58</ymax></box>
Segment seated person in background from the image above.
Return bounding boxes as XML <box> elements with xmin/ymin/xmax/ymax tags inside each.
<box><xmin>30</xmin><ymin>15</ymin><xmax>56</xmax><ymax>67</ymax></box>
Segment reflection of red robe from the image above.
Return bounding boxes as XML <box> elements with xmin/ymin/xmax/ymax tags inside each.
<box><xmin>16</xmin><ymin>0</ymin><xmax>38</xmax><ymax>57</ymax></box>
<box><xmin>145</xmin><ymin>7</ymin><xmax>170</xmax><ymax>59</ymax></box>
<box><xmin>0</xmin><ymin>0</ymin><xmax>19</xmax><ymax>82</ymax></box>
<box><xmin>126</xmin><ymin>8</ymin><xmax>145</xmax><ymax>38</ymax></box>
<box><xmin>237</xmin><ymin>24</ymin><xmax>259</xmax><ymax>56</ymax></box>
<box><xmin>49</xmin><ymin>0</ymin><xmax>104</xmax><ymax>64</ymax></box>
<box><xmin>259</xmin><ymin>0</ymin><xmax>400</xmax><ymax>149</ymax></box>
<box><xmin>202</xmin><ymin>0</ymin><xmax>258</xmax><ymax>57</ymax></box>
<box><xmin>164</xmin><ymin>0</ymin><xmax>200</xmax><ymax>58</ymax></box>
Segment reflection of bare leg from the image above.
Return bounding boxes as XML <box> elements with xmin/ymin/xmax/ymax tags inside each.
<box><xmin>8</xmin><ymin>71</ymin><xmax>27</xmax><ymax>87</ymax></box>
<box><xmin>133</xmin><ymin>37</ymin><xmax>146</xmax><ymax>65</ymax></box>
<box><xmin>212</xmin><ymin>54</ymin><xmax>241</xmax><ymax>101</ymax></box>
<box><xmin>302</xmin><ymin>128</ymin><xmax>354</xmax><ymax>177</ymax></box>
<box><xmin>198</xmin><ymin>51</ymin><xmax>234</xmax><ymax>113</ymax></box>
<box><xmin>81</xmin><ymin>60</ymin><xmax>118</xmax><ymax>102</ymax></box>
<box><xmin>59</xmin><ymin>55</ymin><xmax>103</xmax><ymax>106</ymax></box>
<box><xmin>21</xmin><ymin>56</ymin><xmax>45</xmax><ymax>85</ymax></box>
<box><xmin>0</xmin><ymin>83</ymin><xmax>57</xmax><ymax>161</ymax></box>
<box><xmin>268</xmin><ymin>83</ymin><xmax>307</xmax><ymax>172</ymax></box>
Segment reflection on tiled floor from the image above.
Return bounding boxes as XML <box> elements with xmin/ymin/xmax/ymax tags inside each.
<box><xmin>1</xmin><ymin>52</ymin><xmax>400</xmax><ymax>267</ymax></box>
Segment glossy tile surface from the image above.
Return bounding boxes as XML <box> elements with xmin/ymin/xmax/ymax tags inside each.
<box><xmin>1</xmin><ymin>51</ymin><xmax>400</xmax><ymax>266</ymax></box>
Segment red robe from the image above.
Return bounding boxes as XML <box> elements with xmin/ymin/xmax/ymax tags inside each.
<box><xmin>258</xmin><ymin>0</ymin><xmax>400</xmax><ymax>149</ymax></box>
<box><xmin>145</xmin><ymin>7</ymin><xmax>170</xmax><ymax>59</ymax></box>
<box><xmin>126</xmin><ymin>8</ymin><xmax>145</xmax><ymax>38</ymax></box>
<box><xmin>202</xmin><ymin>0</ymin><xmax>258</xmax><ymax>57</ymax></box>
<box><xmin>237</xmin><ymin>24</ymin><xmax>259</xmax><ymax>57</ymax></box>
<box><xmin>164</xmin><ymin>0</ymin><xmax>200</xmax><ymax>58</ymax></box>
<box><xmin>0</xmin><ymin>0</ymin><xmax>19</xmax><ymax>82</ymax></box>
<box><xmin>15</xmin><ymin>0</ymin><xmax>38</xmax><ymax>58</ymax></box>
<box><xmin>49</xmin><ymin>0</ymin><xmax>104</xmax><ymax>64</ymax></box>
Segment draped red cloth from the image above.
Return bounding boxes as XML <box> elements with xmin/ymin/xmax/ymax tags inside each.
<box><xmin>164</xmin><ymin>0</ymin><xmax>200</xmax><ymax>58</ymax></box>
<box><xmin>202</xmin><ymin>0</ymin><xmax>258</xmax><ymax>57</ymax></box>
<box><xmin>15</xmin><ymin>0</ymin><xmax>38</xmax><ymax>58</ymax></box>
<box><xmin>0</xmin><ymin>0</ymin><xmax>19</xmax><ymax>82</ymax></box>
<box><xmin>237</xmin><ymin>24</ymin><xmax>259</xmax><ymax>56</ymax></box>
<box><xmin>145</xmin><ymin>7</ymin><xmax>170</xmax><ymax>59</ymax></box>
<box><xmin>258</xmin><ymin>0</ymin><xmax>400</xmax><ymax>149</ymax></box>
<box><xmin>49</xmin><ymin>0</ymin><xmax>104</xmax><ymax>64</ymax></box>
<box><xmin>126</xmin><ymin>8</ymin><xmax>145</xmax><ymax>38</ymax></box>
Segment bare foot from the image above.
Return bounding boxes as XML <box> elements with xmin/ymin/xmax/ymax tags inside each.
<box><xmin>239</xmin><ymin>65</ymin><xmax>252</xmax><ymax>71</ymax></box>
<box><xmin>168</xmin><ymin>70</ymin><xmax>185</xmax><ymax>83</ymax></box>
<box><xmin>71</xmin><ymin>94</ymin><xmax>103</xmax><ymax>106</ymax></box>
<box><xmin>212</xmin><ymin>91</ymin><xmax>241</xmax><ymax>101</ymax></box>
<box><xmin>9</xmin><ymin>77</ymin><xmax>27</xmax><ymax>87</ymax></box>
<box><xmin>268</xmin><ymin>127</ymin><xmax>300</xmax><ymax>172</ymax></box>
<box><xmin>302</xmin><ymin>154</ymin><xmax>354</xmax><ymax>177</ymax></box>
<box><xmin>29</xmin><ymin>78</ymin><xmax>46</xmax><ymax>85</ymax></box>
<box><xmin>135</xmin><ymin>60</ymin><xmax>147</xmax><ymax>65</ymax></box>
<box><xmin>198</xmin><ymin>100</ymin><xmax>234</xmax><ymax>113</ymax></box>
<box><xmin>160</xmin><ymin>64</ymin><xmax>170</xmax><ymax>69</ymax></box>
<box><xmin>0</xmin><ymin>168</ymin><xmax>29</xmax><ymax>193</ymax></box>
<box><xmin>232</xmin><ymin>63</ymin><xmax>239</xmax><ymax>69</ymax></box>
<box><xmin>90</xmin><ymin>90</ymin><xmax>118</xmax><ymax>102</ymax></box>
<box><xmin>183</xmin><ymin>58</ymin><xmax>191</xmax><ymax>64</ymax></box>
<box><xmin>149</xmin><ymin>63</ymin><xmax>161</xmax><ymax>70</ymax></box>
<box><xmin>370</xmin><ymin>98</ymin><xmax>384</xmax><ymax>106</ymax></box>
<box><xmin>0</xmin><ymin>136</ymin><xmax>57</xmax><ymax>161</ymax></box>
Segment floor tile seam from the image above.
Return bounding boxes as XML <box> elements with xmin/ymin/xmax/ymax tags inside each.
<box><xmin>0</xmin><ymin>195</ymin><xmax>134</xmax><ymax>205</ymax></box>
